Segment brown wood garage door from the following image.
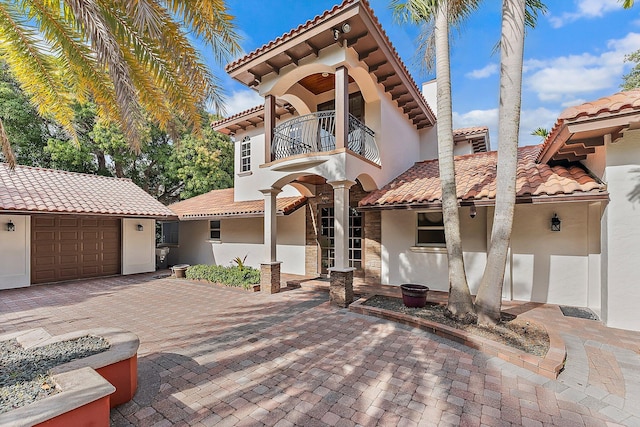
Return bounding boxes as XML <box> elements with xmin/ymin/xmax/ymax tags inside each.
<box><xmin>31</xmin><ymin>215</ymin><xmax>121</xmax><ymax>284</ymax></box>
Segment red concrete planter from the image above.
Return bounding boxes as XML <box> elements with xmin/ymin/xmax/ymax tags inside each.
<box><xmin>0</xmin><ymin>328</ymin><xmax>140</xmax><ymax>426</ymax></box>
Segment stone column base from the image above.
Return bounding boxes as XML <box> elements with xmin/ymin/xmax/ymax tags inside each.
<box><xmin>260</xmin><ymin>262</ymin><xmax>281</xmax><ymax>294</ymax></box>
<box><xmin>329</xmin><ymin>268</ymin><xmax>355</xmax><ymax>307</ymax></box>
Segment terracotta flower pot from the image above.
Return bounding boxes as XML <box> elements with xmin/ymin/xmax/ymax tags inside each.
<box><xmin>400</xmin><ymin>284</ymin><xmax>429</xmax><ymax>308</ymax></box>
<box><xmin>172</xmin><ymin>264</ymin><xmax>190</xmax><ymax>278</ymax></box>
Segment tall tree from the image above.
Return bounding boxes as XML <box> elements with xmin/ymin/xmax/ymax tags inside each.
<box><xmin>474</xmin><ymin>0</ymin><xmax>527</xmax><ymax>325</ymax></box>
<box><xmin>622</xmin><ymin>49</ymin><xmax>640</xmax><ymax>90</ymax></box>
<box><xmin>0</xmin><ymin>62</ymin><xmax>49</xmax><ymax>167</ymax></box>
<box><xmin>392</xmin><ymin>0</ymin><xmax>477</xmax><ymax>320</ymax></box>
<box><xmin>0</xmin><ymin>1</ymin><xmax>240</xmax><ymax>166</ymax></box>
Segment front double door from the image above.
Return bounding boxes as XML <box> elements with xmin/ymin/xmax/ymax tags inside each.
<box><xmin>319</xmin><ymin>206</ymin><xmax>362</xmax><ymax>275</ymax></box>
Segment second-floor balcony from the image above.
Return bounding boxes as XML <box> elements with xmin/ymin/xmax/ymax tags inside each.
<box><xmin>271</xmin><ymin>111</ymin><xmax>380</xmax><ymax>165</ymax></box>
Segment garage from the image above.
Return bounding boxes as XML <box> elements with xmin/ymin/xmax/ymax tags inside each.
<box><xmin>31</xmin><ymin>215</ymin><xmax>122</xmax><ymax>284</ymax></box>
<box><xmin>1</xmin><ymin>164</ymin><xmax>176</xmax><ymax>290</ymax></box>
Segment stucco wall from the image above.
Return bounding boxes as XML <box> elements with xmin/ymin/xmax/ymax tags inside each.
<box><xmin>381</xmin><ymin>207</ymin><xmax>487</xmax><ymax>293</ymax></box>
<box><xmin>381</xmin><ymin>202</ymin><xmax>600</xmax><ymax>308</ymax></box>
<box><xmin>506</xmin><ymin>203</ymin><xmax>595</xmax><ymax>306</ymax></box>
<box><xmin>174</xmin><ymin>209</ymin><xmax>306</xmax><ymax>275</ymax></box>
<box><xmin>0</xmin><ymin>214</ymin><xmax>30</xmax><ymax>289</ymax></box>
<box><xmin>601</xmin><ymin>129</ymin><xmax>640</xmax><ymax>330</ymax></box>
<box><xmin>121</xmin><ymin>218</ymin><xmax>156</xmax><ymax>275</ymax></box>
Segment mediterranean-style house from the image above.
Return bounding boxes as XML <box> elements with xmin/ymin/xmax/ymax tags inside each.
<box><xmin>164</xmin><ymin>0</ymin><xmax>640</xmax><ymax>332</ymax></box>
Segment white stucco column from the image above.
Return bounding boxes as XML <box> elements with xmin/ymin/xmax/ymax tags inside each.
<box><xmin>329</xmin><ymin>180</ymin><xmax>356</xmax><ymax>270</ymax></box>
<box><xmin>335</xmin><ymin>66</ymin><xmax>349</xmax><ymax>150</ymax></box>
<box><xmin>261</xmin><ymin>187</ymin><xmax>281</xmax><ymax>263</ymax></box>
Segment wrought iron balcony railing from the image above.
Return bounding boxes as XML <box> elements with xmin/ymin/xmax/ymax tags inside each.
<box><xmin>271</xmin><ymin>111</ymin><xmax>380</xmax><ymax>165</ymax></box>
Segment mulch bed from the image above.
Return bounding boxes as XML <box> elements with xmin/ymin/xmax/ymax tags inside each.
<box><xmin>364</xmin><ymin>295</ymin><xmax>550</xmax><ymax>356</ymax></box>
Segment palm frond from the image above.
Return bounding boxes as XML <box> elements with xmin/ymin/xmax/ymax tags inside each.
<box><xmin>0</xmin><ymin>2</ymin><xmax>76</xmax><ymax>136</ymax></box>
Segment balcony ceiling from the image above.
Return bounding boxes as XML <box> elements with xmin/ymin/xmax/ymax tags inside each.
<box><xmin>299</xmin><ymin>73</ymin><xmax>355</xmax><ymax>95</ymax></box>
<box><xmin>225</xmin><ymin>0</ymin><xmax>435</xmax><ymax>130</ymax></box>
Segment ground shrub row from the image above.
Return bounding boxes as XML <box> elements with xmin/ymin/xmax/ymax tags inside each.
<box><xmin>185</xmin><ymin>264</ymin><xmax>260</xmax><ymax>290</ymax></box>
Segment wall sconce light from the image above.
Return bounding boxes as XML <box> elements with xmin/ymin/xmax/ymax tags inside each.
<box><xmin>551</xmin><ymin>214</ymin><xmax>561</xmax><ymax>232</ymax></box>
<box><xmin>319</xmin><ymin>193</ymin><xmax>330</xmax><ymax>204</ymax></box>
<box><xmin>136</xmin><ymin>224</ymin><xmax>144</xmax><ymax>232</ymax></box>
<box><xmin>469</xmin><ymin>205</ymin><xmax>477</xmax><ymax>219</ymax></box>
<box><xmin>7</xmin><ymin>220</ymin><xmax>15</xmax><ymax>232</ymax></box>
<box><xmin>333</xmin><ymin>22</ymin><xmax>352</xmax><ymax>41</ymax></box>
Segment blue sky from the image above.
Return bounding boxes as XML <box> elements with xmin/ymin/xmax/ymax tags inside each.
<box><xmin>210</xmin><ymin>0</ymin><xmax>640</xmax><ymax>147</ymax></box>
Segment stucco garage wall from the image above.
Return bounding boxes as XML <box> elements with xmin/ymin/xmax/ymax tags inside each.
<box><xmin>0</xmin><ymin>214</ymin><xmax>30</xmax><ymax>289</ymax></box>
<box><xmin>121</xmin><ymin>218</ymin><xmax>156</xmax><ymax>275</ymax></box>
<box><xmin>602</xmin><ymin>130</ymin><xmax>640</xmax><ymax>331</ymax></box>
<box><xmin>381</xmin><ymin>207</ymin><xmax>487</xmax><ymax>293</ymax></box>
<box><xmin>175</xmin><ymin>209</ymin><xmax>306</xmax><ymax>275</ymax></box>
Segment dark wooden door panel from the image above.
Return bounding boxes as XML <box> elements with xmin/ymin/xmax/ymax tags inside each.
<box><xmin>31</xmin><ymin>215</ymin><xmax>121</xmax><ymax>284</ymax></box>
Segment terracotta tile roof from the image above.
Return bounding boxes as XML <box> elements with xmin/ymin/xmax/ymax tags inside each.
<box><xmin>169</xmin><ymin>188</ymin><xmax>307</xmax><ymax>219</ymax></box>
<box><xmin>225</xmin><ymin>0</ymin><xmax>435</xmax><ymax>126</ymax></box>
<box><xmin>227</xmin><ymin>0</ymin><xmax>352</xmax><ymax>71</ymax></box>
<box><xmin>212</xmin><ymin>105</ymin><xmax>264</xmax><ymax>129</ymax></box>
<box><xmin>359</xmin><ymin>145</ymin><xmax>607</xmax><ymax>208</ymax></box>
<box><xmin>0</xmin><ymin>163</ymin><xmax>176</xmax><ymax>218</ymax></box>
<box><xmin>453</xmin><ymin>126</ymin><xmax>489</xmax><ymax>137</ymax></box>
<box><xmin>539</xmin><ymin>89</ymin><xmax>640</xmax><ymax>162</ymax></box>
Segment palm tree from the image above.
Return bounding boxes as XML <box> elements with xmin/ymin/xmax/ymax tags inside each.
<box><xmin>474</xmin><ymin>0</ymin><xmax>527</xmax><ymax>325</ymax></box>
<box><xmin>531</xmin><ymin>127</ymin><xmax>549</xmax><ymax>139</ymax></box>
<box><xmin>621</xmin><ymin>0</ymin><xmax>634</xmax><ymax>8</ymax></box>
<box><xmin>0</xmin><ymin>1</ymin><xmax>240</xmax><ymax>167</ymax></box>
<box><xmin>392</xmin><ymin>0</ymin><xmax>478</xmax><ymax>320</ymax></box>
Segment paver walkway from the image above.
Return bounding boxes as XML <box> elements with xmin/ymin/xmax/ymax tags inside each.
<box><xmin>0</xmin><ymin>274</ymin><xmax>639</xmax><ymax>426</ymax></box>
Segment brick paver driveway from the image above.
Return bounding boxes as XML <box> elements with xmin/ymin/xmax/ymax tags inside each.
<box><xmin>0</xmin><ymin>274</ymin><xmax>636</xmax><ymax>426</ymax></box>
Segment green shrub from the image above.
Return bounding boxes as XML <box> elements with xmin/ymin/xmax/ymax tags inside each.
<box><xmin>185</xmin><ymin>264</ymin><xmax>260</xmax><ymax>290</ymax></box>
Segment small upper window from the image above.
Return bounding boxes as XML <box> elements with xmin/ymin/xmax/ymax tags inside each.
<box><xmin>240</xmin><ymin>136</ymin><xmax>251</xmax><ymax>172</ymax></box>
<box><xmin>210</xmin><ymin>220</ymin><xmax>221</xmax><ymax>241</ymax></box>
<box><xmin>416</xmin><ymin>212</ymin><xmax>445</xmax><ymax>247</ymax></box>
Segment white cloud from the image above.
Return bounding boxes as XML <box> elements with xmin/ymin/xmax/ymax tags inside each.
<box><xmin>524</xmin><ymin>32</ymin><xmax>640</xmax><ymax>103</ymax></box>
<box><xmin>221</xmin><ymin>90</ymin><xmax>263</xmax><ymax>117</ymax></box>
<box><xmin>454</xmin><ymin>107</ymin><xmax>559</xmax><ymax>147</ymax></box>
<box><xmin>561</xmin><ymin>98</ymin><xmax>586</xmax><ymax>108</ymax></box>
<box><xmin>465</xmin><ymin>63</ymin><xmax>499</xmax><ymax>79</ymax></box>
<box><xmin>548</xmin><ymin>0</ymin><xmax>623</xmax><ymax>28</ymax></box>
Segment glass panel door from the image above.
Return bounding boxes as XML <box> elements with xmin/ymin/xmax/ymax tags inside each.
<box><xmin>319</xmin><ymin>206</ymin><xmax>362</xmax><ymax>274</ymax></box>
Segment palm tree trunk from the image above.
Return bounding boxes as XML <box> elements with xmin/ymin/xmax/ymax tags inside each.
<box><xmin>475</xmin><ymin>0</ymin><xmax>526</xmax><ymax>325</ymax></box>
<box><xmin>0</xmin><ymin>118</ymin><xmax>16</xmax><ymax>168</ymax></box>
<box><xmin>435</xmin><ymin>1</ymin><xmax>475</xmax><ymax>320</ymax></box>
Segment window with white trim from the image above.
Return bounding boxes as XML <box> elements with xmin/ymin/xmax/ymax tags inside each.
<box><xmin>210</xmin><ymin>220</ymin><xmax>221</xmax><ymax>241</ymax></box>
<box><xmin>240</xmin><ymin>136</ymin><xmax>251</xmax><ymax>172</ymax></box>
<box><xmin>416</xmin><ymin>212</ymin><xmax>445</xmax><ymax>247</ymax></box>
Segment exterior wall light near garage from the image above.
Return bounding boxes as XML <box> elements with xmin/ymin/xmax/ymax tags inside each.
<box><xmin>6</xmin><ymin>220</ymin><xmax>15</xmax><ymax>232</ymax></box>
<box><xmin>551</xmin><ymin>213</ymin><xmax>561</xmax><ymax>232</ymax></box>
<box><xmin>136</xmin><ymin>224</ymin><xmax>144</xmax><ymax>232</ymax></box>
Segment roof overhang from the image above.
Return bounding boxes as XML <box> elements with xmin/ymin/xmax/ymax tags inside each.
<box><xmin>224</xmin><ymin>0</ymin><xmax>435</xmax><ymax>130</ymax></box>
<box><xmin>212</xmin><ymin>102</ymin><xmax>295</xmax><ymax>136</ymax></box>
<box><xmin>539</xmin><ymin>108</ymin><xmax>640</xmax><ymax>163</ymax></box>
<box><xmin>358</xmin><ymin>192</ymin><xmax>609</xmax><ymax>211</ymax></box>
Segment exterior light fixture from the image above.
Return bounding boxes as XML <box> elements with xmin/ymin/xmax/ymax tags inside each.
<box><xmin>551</xmin><ymin>214</ymin><xmax>561</xmax><ymax>232</ymax></box>
<box><xmin>469</xmin><ymin>205</ymin><xmax>477</xmax><ymax>219</ymax></box>
<box><xmin>136</xmin><ymin>224</ymin><xmax>144</xmax><ymax>232</ymax></box>
<box><xmin>7</xmin><ymin>220</ymin><xmax>15</xmax><ymax>232</ymax></box>
<box><xmin>321</xmin><ymin>72</ymin><xmax>329</xmax><ymax>78</ymax></box>
<box><xmin>333</xmin><ymin>22</ymin><xmax>351</xmax><ymax>41</ymax></box>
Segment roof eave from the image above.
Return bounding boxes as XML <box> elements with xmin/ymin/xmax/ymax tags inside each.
<box><xmin>358</xmin><ymin>191</ymin><xmax>609</xmax><ymax>211</ymax></box>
